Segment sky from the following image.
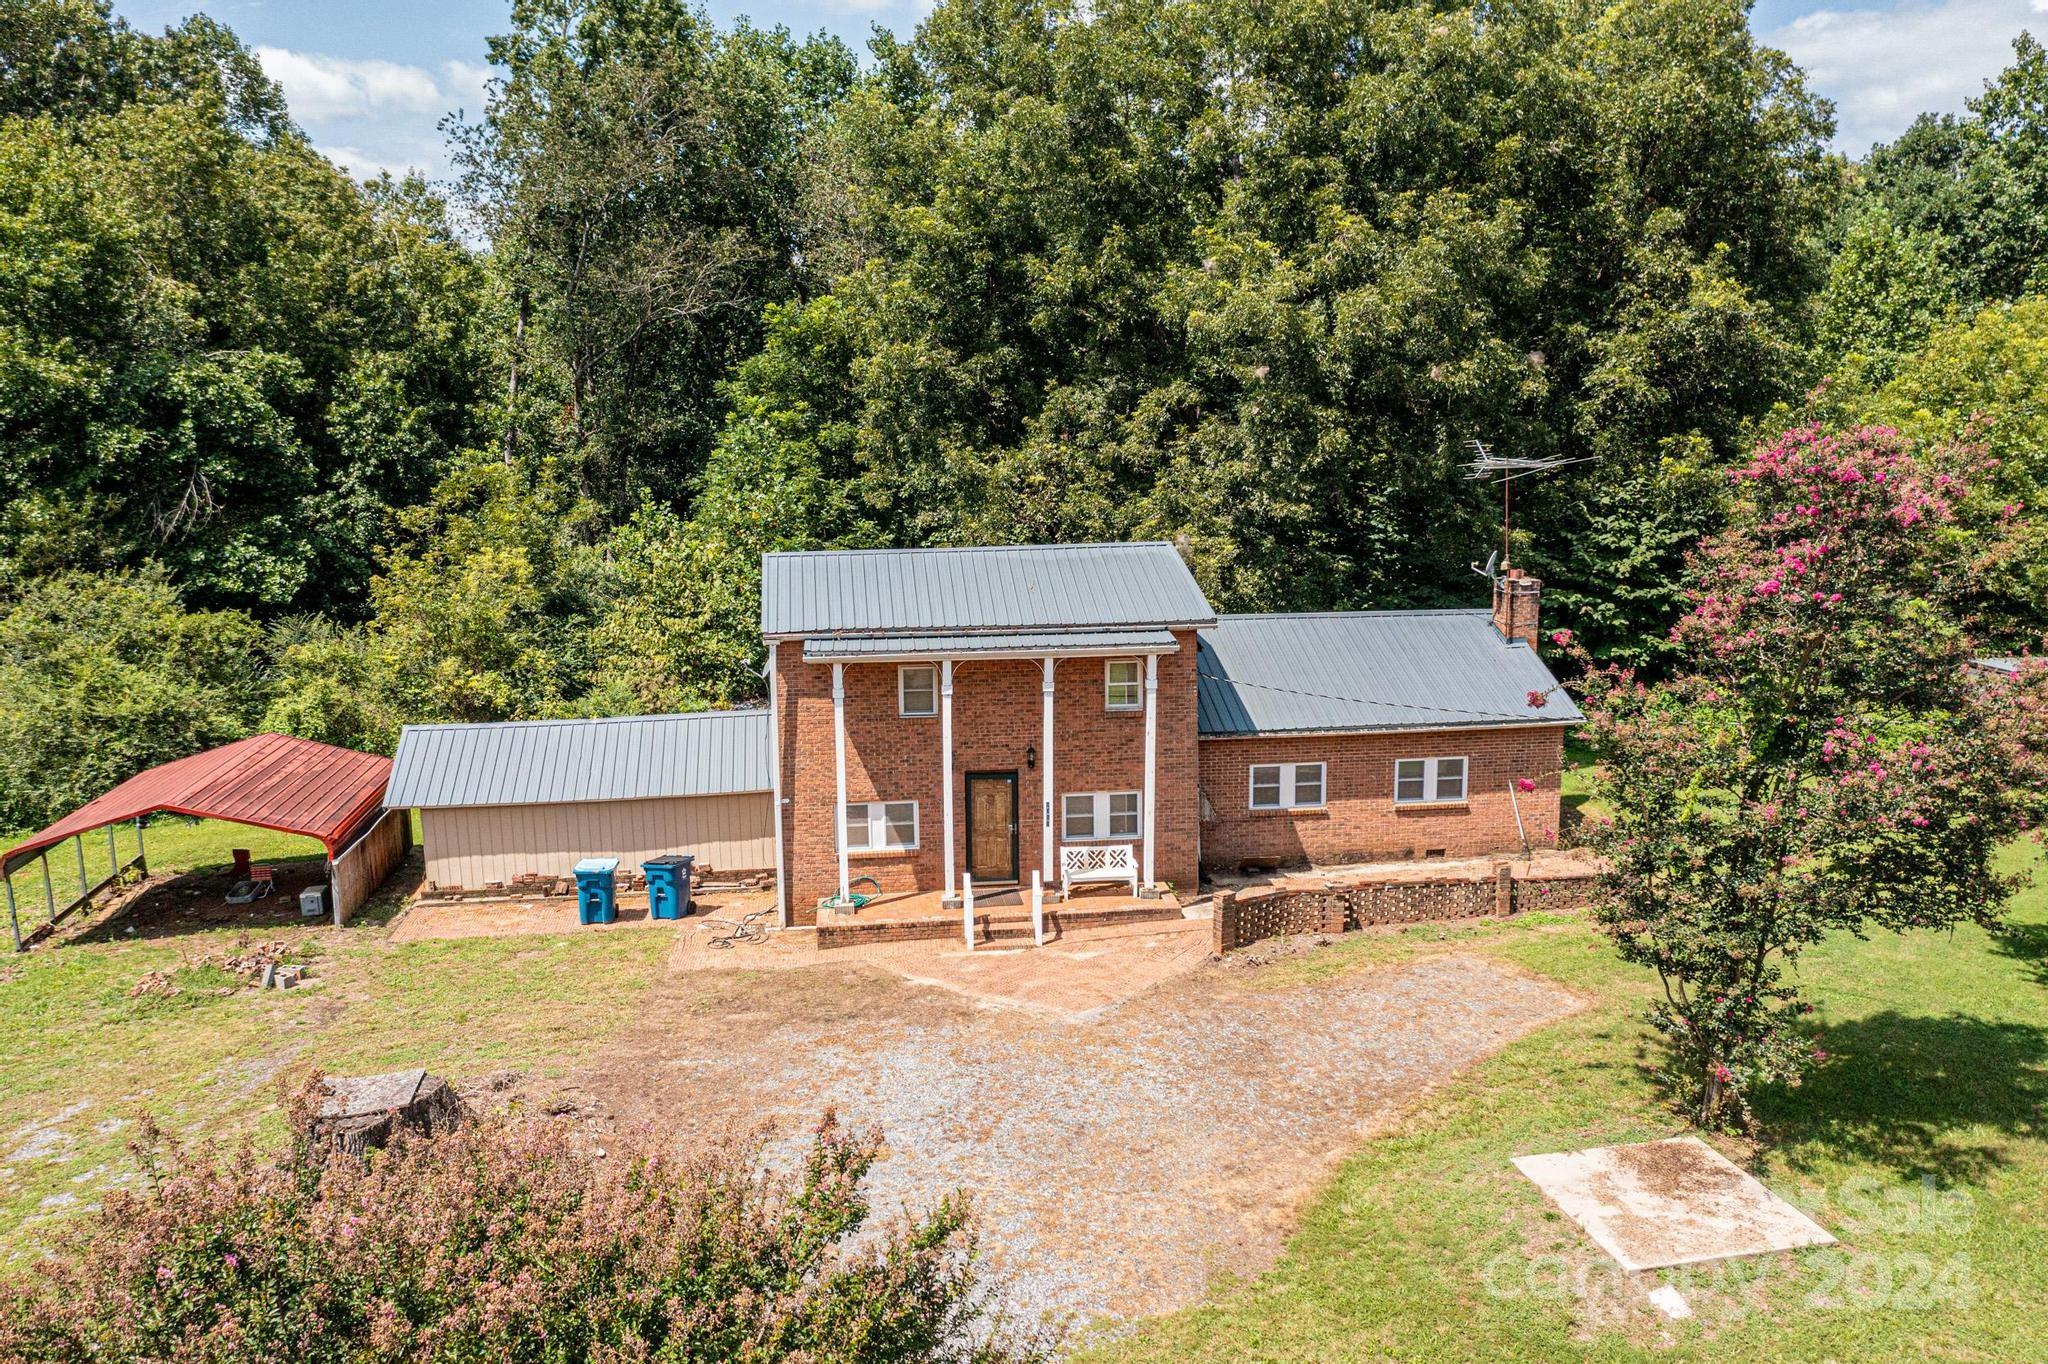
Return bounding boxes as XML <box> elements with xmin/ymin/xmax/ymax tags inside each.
<box><xmin>116</xmin><ymin>0</ymin><xmax>2048</xmax><ymax>184</ymax></box>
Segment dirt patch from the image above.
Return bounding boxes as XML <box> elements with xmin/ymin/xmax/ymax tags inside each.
<box><xmin>562</xmin><ymin>944</ymin><xmax>1580</xmax><ymax>1335</ymax></box>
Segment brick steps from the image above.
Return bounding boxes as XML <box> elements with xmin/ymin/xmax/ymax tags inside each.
<box><xmin>816</xmin><ymin>900</ymin><xmax>1184</xmax><ymax>950</ymax></box>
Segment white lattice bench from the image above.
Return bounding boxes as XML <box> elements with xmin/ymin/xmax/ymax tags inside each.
<box><xmin>1061</xmin><ymin>843</ymin><xmax>1140</xmax><ymax>900</ymax></box>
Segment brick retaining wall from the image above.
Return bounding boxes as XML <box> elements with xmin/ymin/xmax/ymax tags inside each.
<box><xmin>1213</xmin><ymin>865</ymin><xmax>1602</xmax><ymax>952</ymax></box>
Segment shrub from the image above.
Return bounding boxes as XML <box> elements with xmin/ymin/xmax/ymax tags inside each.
<box><xmin>0</xmin><ymin>1081</ymin><xmax>1037</xmax><ymax>1363</ymax></box>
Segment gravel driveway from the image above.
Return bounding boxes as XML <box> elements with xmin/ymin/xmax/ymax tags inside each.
<box><xmin>569</xmin><ymin>935</ymin><xmax>1578</xmax><ymax>1334</ymax></box>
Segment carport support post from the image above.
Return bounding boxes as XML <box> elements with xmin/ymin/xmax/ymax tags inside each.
<box><xmin>133</xmin><ymin>818</ymin><xmax>146</xmax><ymax>874</ymax></box>
<box><xmin>1041</xmin><ymin>657</ymin><xmax>1055</xmax><ymax>887</ymax></box>
<box><xmin>831</xmin><ymin>662</ymin><xmax>849</xmax><ymax>904</ymax></box>
<box><xmin>107</xmin><ymin>825</ymin><xmax>117</xmax><ymax>879</ymax></box>
<box><xmin>941</xmin><ymin>659</ymin><xmax>956</xmax><ymax>904</ymax></box>
<box><xmin>4</xmin><ymin>870</ymin><xmax>18</xmax><ymax>951</ymax></box>
<box><xmin>74</xmin><ymin>836</ymin><xmax>87</xmax><ymax>900</ymax></box>
<box><xmin>1141</xmin><ymin>653</ymin><xmax>1158</xmax><ymax>888</ymax></box>
<box><xmin>40</xmin><ymin>853</ymin><xmax>54</xmax><ymax>922</ymax></box>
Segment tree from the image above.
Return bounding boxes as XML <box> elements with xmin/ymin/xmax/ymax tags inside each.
<box><xmin>0</xmin><ymin>570</ymin><xmax>266</xmax><ymax>830</ymax></box>
<box><xmin>716</xmin><ymin>0</ymin><xmax>1837</xmax><ymax>660</ymax></box>
<box><xmin>451</xmin><ymin>0</ymin><xmax>856</xmax><ymax>513</ymax></box>
<box><xmin>0</xmin><ymin>92</ymin><xmax>489</xmax><ymax>616</ymax></box>
<box><xmin>1811</xmin><ymin>204</ymin><xmax>1958</xmax><ymax>384</ymax></box>
<box><xmin>1569</xmin><ymin>425</ymin><xmax>2048</xmax><ymax>1126</ymax></box>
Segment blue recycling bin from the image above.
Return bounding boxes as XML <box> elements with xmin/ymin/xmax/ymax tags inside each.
<box><xmin>573</xmin><ymin>857</ymin><xmax>620</xmax><ymax>925</ymax></box>
<box><xmin>642</xmin><ymin>854</ymin><xmax>696</xmax><ymax>920</ymax></box>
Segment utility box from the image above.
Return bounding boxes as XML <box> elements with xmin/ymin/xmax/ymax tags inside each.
<box><xmin>573</xmin><ymin>858</ymin><xmax>620</xmax><ymax>925</ymax></box>
<box><xmin>300</xmin><ymin>884</ymin><xmax>328</xmax><ymax>918</ymax></box>
<box><xmin>642</xmin><ymin>855</ymin><xmax>696</xmax><ymax>920</ymax></box>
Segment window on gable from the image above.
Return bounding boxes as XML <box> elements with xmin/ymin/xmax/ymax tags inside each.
<box><xmin>844</xmin><ymin>801</ymin><xmax>920</xmax><ymax>852</ymax></box>
<box><xmin>1250</xmin><ymin>762</ymin><xmax>1325</xmax><ymax>810</ymax></box>
<box><xmin>898</xmin><ymin>664</ymin><xmax>937</xmax><ymax>717</ymax></box>
<box><xmin>1105</xmin><ymin>658</ymin><xmax>1142</xmax><ymax>711</ymax></box>
<box><xmin>1394</xmin><ymin>757</ymin><xmax>1468</xmax><ymax>805</ymax></box>
<box><xmin>1063</xmin><ymin>791</ymin><xmax>1142</xmax><ymax>840</ymax></box>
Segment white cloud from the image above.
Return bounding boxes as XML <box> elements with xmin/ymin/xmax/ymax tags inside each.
<box><xmin>317</xmin><ymin>144</ymin><xmax>410</xmax><ymax>183</ymax></box>
<box><xmin>255</xmin><ymin>47</ymin><xmax>452</xmax><ymax>122</ymax></box>
<box><xmin>439</xmin><ymin>60</ymin><xmax>495</xmax><ymax>119</ymax></box>
<box><xmin>1765</xmin><ymin>0</ymin><xmax>2044</xmax><ymax>152</ymax></box>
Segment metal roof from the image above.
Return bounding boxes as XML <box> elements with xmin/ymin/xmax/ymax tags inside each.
<box><xmin>804</xmin><ymin>628</ymin><xmax>1180</xmax><ymax>661</ymax></box>
<box><xmin>1196</xmin><ymin>611</ymin><xmax>1584</xmax><ymax>736</ymax></box>
<box><xmin>3</xmin><ymin>734</ymin><xmax>391</xmax><ymax>875</ymax></box>
<box><xmin>385</xmin><ymin>709</ymin><xmax>772</xmax><ymax>809</ymax></box>
<box><xmin>762</xmin><ymin>542</ymin><xmax>1216</xmax><ymax>637</ymax></box>
<box><xmin>1972</xmin><ymin>656</ymin><xmax>2025</xmax><ymax>674</ymax></box>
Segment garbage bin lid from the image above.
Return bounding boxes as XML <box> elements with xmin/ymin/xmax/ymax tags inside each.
<box><xmin>573</xmin><ymin>857</ymin><xmax>620</xmax><ymax>874</ymax></box>
<box><xmin>643</xmin><ymin>854</ymin><xmax>694</xmax><ymax>867</ymax></box>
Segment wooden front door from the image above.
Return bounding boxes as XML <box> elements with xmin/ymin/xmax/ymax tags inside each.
<box><xmin>965</xmin><ymin>772</ymin><xmax>1019</xmax><ymax>884</ymax></box>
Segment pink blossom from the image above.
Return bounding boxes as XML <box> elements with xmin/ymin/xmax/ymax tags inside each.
<box><xmin>1516</xmin><ymin>777</ymin><xmax>1537</xmax><ymax>793</ymax></box>
<box><xmin>1755</xmin><ymin>578</ymin><xmax>1783</xmax><ymax>596</ymax></box>
<box><xmin>1526</xmin><ymin>689</ymin><xmax>1547</xmax><ymax>708</ymax></box>
<box><xmin>1549</xmin><ymin>628</ymin><xmax>1574</xmax><ymax>646</ymax></box>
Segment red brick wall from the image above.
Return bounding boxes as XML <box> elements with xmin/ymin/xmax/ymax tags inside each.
<box><xmin>775</xmin><ymin>633</ymin><xmax>1203</xmax><ymax>922</ymax></box>
<box><xmin>1196</xmin><ymin>726</ymin><xmax>1568</xmax><ymax>872</ymax></box>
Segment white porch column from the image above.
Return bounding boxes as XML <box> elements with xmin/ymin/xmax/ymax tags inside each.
<box><xmin>832</xmin><ymin>662</ymin><xmax>849</xmax><ymax>903</ymax></box>
<box><xmin>767</xmin><ymin>648</ymin><xmax>788</xmax><ymax>926</ymax></box>
<box><xmin>1142</xmin><ymin>653</ymin><xmax>1158</xmax><ymax>887</ymax></box>
<box><xmin>941</xmin><ymin>659</ymin><xmax>957</xmax><ymax>903</ymax></box>
<box><xmin>1041</xmin><ymin>657</ymin><xmax>1056</xmax><ymax>886</ymax></box>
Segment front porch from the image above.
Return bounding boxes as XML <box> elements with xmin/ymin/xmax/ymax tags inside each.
<box><xmin>814</xmin><ymin>883</ymin><xmax>1186</xmax><ymax>950</ymax></box>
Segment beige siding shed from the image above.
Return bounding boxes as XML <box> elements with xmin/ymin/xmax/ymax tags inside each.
<box><xmin>386</xmin><ymin>710</ymin><xmax>776</xmax><ymax>891</ymax></box>
<box><xmin>420</xmin><ymin>793</ymin><xmax>772</xmax><ymax>887</ymax></box>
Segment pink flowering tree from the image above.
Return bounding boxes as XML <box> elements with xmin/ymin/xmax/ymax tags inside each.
<box><xmin>1562</xmin><ymin>425</ymin><xmax>2048</xmax><ymax>1127</ymax></box>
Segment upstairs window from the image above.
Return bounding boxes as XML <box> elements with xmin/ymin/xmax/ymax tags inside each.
<box><xmin>1105</xmin><ymin>658</ymin><xmax>1143</xmax><ymax>711</ymax></box>
<box><xmin>1394</xmin><ymin>757</ymin><xmax>1467</xmax><ymax>805</ymax></box>
<box><xmin>1249</xmin><ymin>762</ymin><xmax>1326</xmax><ymax>810</ymax></box>
<box><xmin>898</xmin><ymin>665</ymin><xmax>937</xmax><ymax>717</ymax></box>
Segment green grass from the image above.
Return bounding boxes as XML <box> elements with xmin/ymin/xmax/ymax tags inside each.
<box><xmin>0</xmin><ymin>856</ymin><xmax>668</xmax><ymax>1262</ymax></box>
<box><xmin>1085</xmin><ymin>847</ymin><xmax>2048</xmax><ymax>1362</ymax></box>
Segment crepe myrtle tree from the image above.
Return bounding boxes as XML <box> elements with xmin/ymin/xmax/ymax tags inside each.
<box><xmin>1547</xmin><ymin>425</ymin><xmax>2048</xmax><ymax>1127</ymax></box>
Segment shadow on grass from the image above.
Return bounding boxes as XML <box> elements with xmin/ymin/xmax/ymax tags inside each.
<box><xmin>1756</xmin><ymin>1010</ymin><xmax>2047</xmax><ymax>1186</ymax></box>
<box><xmin>64</xmin><ymin>854</ymin><xmax>421</xmax><ymax>946</ymax></box>
<box><xmin>1989</xmin><ymin>918</ymin><xmax>2048</xmax><ymax>988</ymax></box>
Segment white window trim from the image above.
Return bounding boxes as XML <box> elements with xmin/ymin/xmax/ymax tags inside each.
<box><xmin>1062</xmin><ymin>790</ymin><xmax>1142</xmax><ymax>841</ymax></box>
<box><xmin>844</xmin><ymin>800</ymin><xmax>920</xmax><ymax>853</ymax></box>
<box><xmin>1394</xmin><ymin>756</ymin><xmax>1469</xmax><ymax>805</ymax></box>
<box><xmin>897</xmin><ymin>664</ymin><xmax>937</xmax><ymax>717</ymax></box>
<box><xmin>1104</xmin><ymin>658</ymin><xmax>1143</xmax><ymax>711</ymax></box>
<box><xmin>1249</xmin><ymin>761</ymin><xmax>1326</xmax><ymax>810</ymax></box>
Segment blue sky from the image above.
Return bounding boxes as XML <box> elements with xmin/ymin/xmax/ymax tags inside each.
<box><xmin>117</xmin><ymin>0</ymin><xmax>2048</xmax><ymax>183</ymax></box>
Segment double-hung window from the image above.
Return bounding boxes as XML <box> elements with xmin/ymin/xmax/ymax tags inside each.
<box><xmin>1249</xmin><ymin>762</ymin><xmax>1326</xmax><ymax>810</ymax></box>
<box><xmin>1062</xmin><ymin>791</ymin><xmax>1141</xmax><ymax>841</ymax></box>
<box><xmin>844</xmin><ymin>801</ymin><xmax>919</xmax><ymax>852</ymax></box>
<box><xmin>898</xmin><ymin>664</ymin><xmax>937</xmax><ymax>717</ymax></box>
<box><xmin>1104</xmin><ymin>658</ymin><xmax>1143</xmax><ymax>711</ymax></box>
<box><xmin>1393</xmin><ymin>757</ymin><xmax>1467</xmax><ymax>805</ymax></box>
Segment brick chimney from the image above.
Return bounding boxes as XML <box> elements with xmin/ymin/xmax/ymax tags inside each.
<box><xmin>1492</xmin><ymin>567</ymin><xmax>1542</xmax><ymax>647</ymax></box>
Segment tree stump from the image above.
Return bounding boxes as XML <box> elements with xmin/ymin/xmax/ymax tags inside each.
<box><xmin>315</xmin><ymin>1068</ymin><xmax>464</xmax><ymax>1158</ymax></box>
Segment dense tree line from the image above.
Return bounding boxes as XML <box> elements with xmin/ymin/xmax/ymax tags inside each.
<box><xmin>3</xmin><ymin>0</ymin><xmax>2048</xmax><ymax>829</ymax></box>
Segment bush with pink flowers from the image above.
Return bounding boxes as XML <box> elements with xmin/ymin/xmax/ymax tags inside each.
<box><xmin>0</xmin><ymin>1078</ymin><xmax>1038</xmax><ymax>1364</ymax></box>
<box><xmin>1556</xmin><ymin>425</ymin><xmax>2048</xmax><ymax>1127</ymax></box>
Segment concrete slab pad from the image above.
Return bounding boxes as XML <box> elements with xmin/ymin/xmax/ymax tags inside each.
<box><xmin>1513</xmin><ymin>1136</ymin><xmax>1834</xmax><ymax>1271</ymax></box>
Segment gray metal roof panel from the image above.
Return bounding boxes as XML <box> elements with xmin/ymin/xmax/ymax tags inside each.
<box><xmin>1196</xmin><ymin>611</ymin><xmax>1583</xmax><ymax>735</ymax></box>
<box><xmin>803</xmin><ymin>628</ymin><xmax>1180</xmax><ymax>660</ymax></box>
<box><xmin>761</xmin><ymin>542</ymin><xmax>1216</xmax><ymax>636</ymax></box>
<box><xmin>385</xmin><ymin>709</ymin><xmax>772</xmax><ymax>809</ymax></box>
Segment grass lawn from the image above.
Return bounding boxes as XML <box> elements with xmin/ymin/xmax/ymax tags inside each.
<box><xmin>1085</xmin><ymin>844</ymin><xmax>2048</xmax><ymax>1362</ymax></box>
<box><xmin>0</xmin><ymin>820</ymin><xmax>667</xmax><ymax>1263</ymax></box>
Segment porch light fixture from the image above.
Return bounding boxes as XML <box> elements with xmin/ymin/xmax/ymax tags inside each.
<box><xmin>1026</xmin><ymin>744</ymin><xmax>1037</xmax><ymax>771</ymax></box>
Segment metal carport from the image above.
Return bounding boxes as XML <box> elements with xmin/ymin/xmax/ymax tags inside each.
<box><xmin>0</xmin><ymin>734</ymin><xmax>394</xmax><ymax>949</ymax></box>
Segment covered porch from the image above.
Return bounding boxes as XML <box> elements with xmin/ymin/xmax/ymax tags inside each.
<box><xmin>814</xmin><ymin>882</ymin><xmax>1185</xmax><ymax>950</ymax></box>
<box><xmin>797</xmin><ymin>628</ymin><xmax>1179</xmax><ymax>916</ymax></box>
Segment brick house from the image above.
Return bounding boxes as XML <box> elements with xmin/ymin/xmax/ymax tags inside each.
<box><xmin>763</xmin><ymin>543</ymin><xmax>1579</xmax><ymax>926</ymax></box>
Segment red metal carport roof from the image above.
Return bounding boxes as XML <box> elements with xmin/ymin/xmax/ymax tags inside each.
<box><xmin>2</xmin><ymin>734</ymin><xmax>391</xmax><ymax>876</ymax></box>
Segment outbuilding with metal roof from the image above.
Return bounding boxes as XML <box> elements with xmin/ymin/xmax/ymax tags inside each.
<box><xmin>385</xmin><ymin>710</ymin><xmax>775</xmax><ymax>890</ymax></box>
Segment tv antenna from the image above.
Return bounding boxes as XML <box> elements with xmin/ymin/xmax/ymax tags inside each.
<box><xmin>1461</xmin><ymin>439</ymin><xmax>1598</xmax><ymax>574</ymax></box>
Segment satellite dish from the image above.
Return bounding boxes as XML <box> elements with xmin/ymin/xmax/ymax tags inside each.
<box><xmin>1471</xmin><ymin>551</ymin><xmax>1500</xmax><ymax>583</ymax></box>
